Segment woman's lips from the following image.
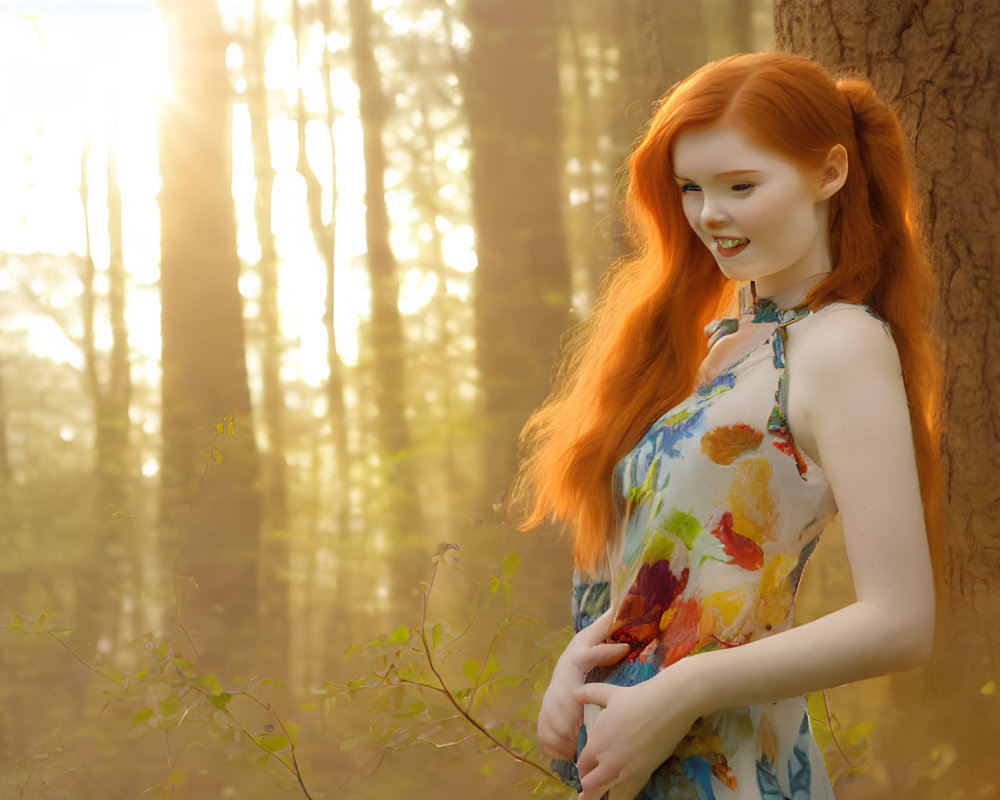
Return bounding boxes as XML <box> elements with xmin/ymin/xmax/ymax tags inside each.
<box><xmin>713</xmin><ymin>237</ymin><xmax>749</xmax><ymax>257</ymax></box>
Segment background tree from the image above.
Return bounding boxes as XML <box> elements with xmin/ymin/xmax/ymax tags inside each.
<box><xmin>775</xmin><ymin>1</ymin><xmax>1000</xmax><ymax>795</ymax></box>
<box><xmin>462</xmin><ymin>0</ymin><xmax>572</xmax><ymax>505</ymax></box>
<box><xmin>157</xmin><ymin>0</ymin><xmax>262</xmax><ymax>662</ymax></box>
<box><xmin>348</xmin><ymin>0</ymin><xmax>424</xmax><ymax>536</ymax></box>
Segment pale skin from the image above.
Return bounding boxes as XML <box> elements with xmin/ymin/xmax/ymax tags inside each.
<box><xmin>536</xmin><ymin>126</ymin><xmax>936</xmax><ymax>800</ymax></box>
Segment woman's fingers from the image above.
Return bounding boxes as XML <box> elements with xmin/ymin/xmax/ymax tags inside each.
<box><xmin>538</xmin><ymin>711</ymin><xmax>579</xmax><ymax>755</ymax></box>
<box><xmin>579</xmin><ymin>607</ymin><xmax>617</xmax><ymax>644</ymax></box>
<box><xmin>578</xmin><ymin>642</ymin><xmax>630</xmax><ymax>671</ymax></box>
<box><xmin>578</xmin><ymin>759</ymin><xmax>621</xmax><ymax>800</ymax></box>
<box><xmin>572</xmin><ymin>681</ymin><xmax>619</xmax><ymax>708</ymax></box>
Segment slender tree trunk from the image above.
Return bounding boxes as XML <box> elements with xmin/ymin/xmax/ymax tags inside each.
<box><xmin>0</xmin><ymin>359</ymin><xmax>7</xmax><ymax>486</ymax></box>
<box><xmin>157</xmin><ymin>0</ymin><xmax>261</xmax><ymax>663</ymax></box>
<box><xmin>104</xmin><ymin>107</ymin><xmax>133</xmax><ymax>507</ymax></box>
<box><xmin>347</xmin><ymin>0</ymin><xmax>423</xmax><ymax>533</ymax></box>
<box><xmin>606</xmin><ymin>0</ymin><xmax>708</xmax><ymax>257</ymax></box>
<box><xmin>246</xmin><ymin>10</ymin><xmax>288</xmax><ymax>533</ymax></box>
<box><xmin>79</xmin><ymin>127</ymin><xmax>137</xmax><ymax>654</ymax></box>
<box><xmin>246</xmin><ymin>0</ymin><xmax>290</xmax><ymax>673</ymax></box>
<box><xmin>464</xmin><ymin>0</ymin><xmax>572</xmax><ymax>505</ymax></box>
<box><xmin>293</xmin><ymin>0</ymin><xmax>351</xmax><ymax>538</ymax></box>
<box><xmin>775</xmin><ymin>2</ymin><xmax>1000</xmax><ymax>795</ymax></box>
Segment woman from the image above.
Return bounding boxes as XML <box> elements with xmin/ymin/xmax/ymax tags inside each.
<box><xmin>512</xmin><ymin>53</ymin><xmax>941</xmax><ymax>800</ymax></box>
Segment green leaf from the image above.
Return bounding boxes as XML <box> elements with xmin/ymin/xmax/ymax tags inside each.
<box><xmin>158</xmin><ymin>697</ymin><xmax>181</xmax><ymax>717</ymax></box>
<box><xmin>340</xmin><ymin>735</ymin><xmax>365</xmax><ymax>751</ymax></box>
<box><xmin>166</xmin><ymin>769</ymin><xmax>187</xmax><ymax>786</ymax></box>
<box><xmin>490</xmin><ymin>576</ymin><xmax>501</xmax><ymax>594</ymax></box>
<box><xmin>9</xmin><ymin>613</ymin><xmax>24</xmax><ymax>631</ymax></box>
<box><xmin>171</xmin><ymin>657</ymin><xmax>196</xmax><ymax>670</ymax></box>
<box><xmin>132</xmin><ymin>708</ymin><xmax>155</xmax><ymax>726</ymax></box>
<box><xmin>501</xmin><ymin>674</ymin><xmax>529</xmax><ymax>689</ymax></box>
<box><xmin>386</xmin><ymin>625</ymin><xmax>410</xmax><ymax>645</ymax></box>
<box><xmin>195</xmin><ymin>672</ymin><xmax>224</xmax><ymax>694</ymax></box>
<box><xmin>502</xmin><ymin>552</ymin><xmax>522</xmax><ymax>580</ymax></box>
<box><xmin>208</xmin><ymin>693</ymin><xmax>231</xmax><ymax>711</ymax></box>
<box><xmin>212</xmin><ymin>447</ymin><xmax>223</xmax><ymax>465</ymax></box>
<box><xmin>480</xmin><ymin>654</ymin><xmax>501</xmax><ymax>681</ymax></box>
<box><xmin>256</xmin><ymin>732</ymin><xmax>289</xmax><ymax>752</ymax></box>
<box><xmin>462</xmin><ymin>659</ymin><xmax>480</xmax><ymax>685</ymax></box>
<box><xmin>260</xmin><ymin>677</ymin><xmax>286</xmax><ymax>687</ymax></box>
<box><xmin>431</xmin><ymin>622</ymin><xmax>445</xmax><ymax>651</ymax></box>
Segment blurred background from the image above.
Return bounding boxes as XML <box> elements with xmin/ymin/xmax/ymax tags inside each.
<box><xmin>1</xmin><ymin>1</ymin><xmax>996</xmax><ymax>798</ymax></box>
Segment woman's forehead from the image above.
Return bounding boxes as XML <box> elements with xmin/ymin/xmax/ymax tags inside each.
<box><xmin>671</xmin><ymin>126</ymin><xmax>793</xmax><ymax>177</ymax></box>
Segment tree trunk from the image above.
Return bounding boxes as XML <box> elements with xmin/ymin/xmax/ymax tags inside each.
<box><xmin>79</xmin><ymin>126</ymin><xmax>138</xmax><ymax>654</ymax></box>
<box><xmin>347</xmin><ymin>0</ymin><xmax>422</xmax><ymax>535</ymax></box>
<box><xmin>464</xmin><ymin>0</ymin><xmax>573</xmax><ymax>505</ymax></box>
<box><xmin>157</xmin><ymin>0</ymin><xmax>261</xmax><ymax>663</ymax></box>
<box><xmin>606</xmin><ymin>0</ymin><xmax>708</xmax><ymax>258</ymax></box>
<box><xmin>246</xmin><ymin>0</ymin><xmax>290</xmax><ymax>673</ymax></box>
<box><xmin>293</xmin><ymin>0</ymin><xmax>352</xmax><ymax>539</ymax></box>
<box><xmin>775</xmin><ymin>2</ymin><xmax>1000</xmax><ymax>795</ymax></box>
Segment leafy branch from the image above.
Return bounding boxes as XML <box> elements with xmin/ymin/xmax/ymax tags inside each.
<box><xmin>3</xmin><ymin>612</ymin><xmax>315</xmax><ymax>798</ymax></box>
<box><xmin>340</xmin><ymin>544</ymin><xmax>570</xmax><ymax>795</ymax></box>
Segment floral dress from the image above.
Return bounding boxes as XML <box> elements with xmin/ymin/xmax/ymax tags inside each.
<box><xmin>556</xmin><ymin>293</ymin><xmax>849</xmax><ymax>799</ymax></box>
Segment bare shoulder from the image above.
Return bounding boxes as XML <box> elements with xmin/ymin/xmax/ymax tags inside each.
<box><xmin>788</xmin><ymin>304</ymin><xmax>902</xmax><ymax>387</ymax></box>
<box><xmin>785</xmin><ymin>304</ymin><xmax>907</xmax><ymax>463</ymax></box>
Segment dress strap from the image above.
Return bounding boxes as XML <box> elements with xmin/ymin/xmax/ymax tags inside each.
<box><xmin>766</xmin><ymin>318</ymin><xmax>810</xmax><ymax>478</ymax></box>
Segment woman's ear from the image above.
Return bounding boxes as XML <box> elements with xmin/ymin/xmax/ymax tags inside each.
<box><xmin>818</xmin><ymin>144</ymin><xmax>848</xmax><ymax>199</ymax></box>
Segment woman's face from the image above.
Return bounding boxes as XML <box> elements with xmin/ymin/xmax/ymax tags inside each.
<box><xmin>671</xmin><ymin>125</ymin><xmax>843</xmax><ymax>298</ymax></box>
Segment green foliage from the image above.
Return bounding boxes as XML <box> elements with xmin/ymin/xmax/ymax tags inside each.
<box><xmin>1</xmin><ymin>614</ymin><xmax>315</xmax><ymax>798</ymax></box>
<box><xmin>807</xmin><ymin>691</ymin><xmax>871</xmax><ymax>784</ymax></box>
<box><xmin>335</xmin><ymin>543</ymin><xmax>574</xmax><ymax>799</ymax></box>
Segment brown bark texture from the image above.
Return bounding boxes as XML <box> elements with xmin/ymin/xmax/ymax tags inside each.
<box><xmin>464</xmin><ymin>0</ymin><xmax>573</xmax><ymax>503</ymax></box>
<box><xmin>605</xmin><ymin>0</ymin><xmax>709</xmax><ymax>258</ymax></box>
<box><xmin>348</xmin><ymin>0</ymin><xmax>423</xmax><ymax>533</ymax></box>
<box><xmin>157</xmin><ymin>0</ymin><xmax>261</xmax><ymax>659</ymax></box>
<box><xmin>775</xmin><ymin>1</ymin><xmax>1000</xmax><ymax>794</ymax></box>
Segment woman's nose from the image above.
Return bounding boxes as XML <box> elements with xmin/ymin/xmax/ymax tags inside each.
<box><xmin>701</xmin><ymin>197</ymin><xmax>730</xmax><ymax>228</ymax></box>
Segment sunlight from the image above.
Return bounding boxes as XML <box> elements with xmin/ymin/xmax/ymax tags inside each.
<box><xmin>1</xmin><ymin>0</ymin><xmax>466</xmax><ymax>382</ymax></box>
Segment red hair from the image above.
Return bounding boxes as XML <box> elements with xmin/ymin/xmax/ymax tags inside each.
<box><xmin>511</xmin><ymin>53</ymin><xmax>942</xmax><ymax>580</ymax></box>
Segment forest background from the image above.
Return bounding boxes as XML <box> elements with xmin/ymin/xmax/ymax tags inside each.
<box><xmin>1</xmin><ymin>0</ymin><xmax>997</xmax><ymax>798</ymax></box>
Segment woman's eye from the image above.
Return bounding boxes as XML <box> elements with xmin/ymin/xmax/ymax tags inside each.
<box><xmin>731</xmin><ymin>183</ymin><xmax>754</xmax><ymax>192</ymax></box>
<box><xmin>680</xmin><ymin>182</ymin><xmax>701</xmax><ymax>193</ymax></box>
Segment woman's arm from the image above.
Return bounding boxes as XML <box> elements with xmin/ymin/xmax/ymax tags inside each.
<box><xmin>573</xmin><ymin>308</ymin><xmax>935</xmax><ymax>800</ymax></box>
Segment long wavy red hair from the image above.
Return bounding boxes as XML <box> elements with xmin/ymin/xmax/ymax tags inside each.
<box><xmin>511</xmin><ymin>53</ymin><xmax>942</xmax><ymax>580</ymax></box>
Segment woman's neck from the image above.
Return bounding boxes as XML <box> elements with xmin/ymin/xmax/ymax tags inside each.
<box><xmin>753</xmin><ymin>272</ymin><xmax>830</xmax><ymax>309</ymax></box>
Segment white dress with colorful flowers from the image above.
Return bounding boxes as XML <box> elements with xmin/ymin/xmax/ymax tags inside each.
<box><xmin>557</xmin><ymin>296</ymin><xmax>852</xmax><ymax>800</ymax></box>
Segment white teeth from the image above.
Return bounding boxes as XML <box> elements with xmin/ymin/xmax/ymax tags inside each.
<box><xmin>716</xmin><ymin>238</ymin><xmax>746</xmax><ymax>248</ymax></box>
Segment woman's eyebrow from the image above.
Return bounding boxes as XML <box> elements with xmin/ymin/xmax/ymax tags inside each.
<box><xmin>673</xmin><ymin>169</ymin><xmax>763</xmax><ymax>182</ymax></box>
<box><xmin>715</xmin><ymin>169</ymin><xmax>762</xmax><ymax>179</ymax></box>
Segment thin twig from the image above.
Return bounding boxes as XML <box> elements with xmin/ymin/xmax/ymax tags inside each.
<box><xmin>822</xmin><ymin>691</ymin><xmax>855</xmax><ymax>768</ymax></box>
<box><xmin>268</xmin><ymin>701</ymin><xmax>315</xmax><ymax>800</ymax></box>
<box><xmin>43</xmin><ymin>631</ymin><xmax>121</xmax><ymax>684</ymax></box>
<box><xmin>416</xmin><ymin>547</ymin><xmax>559</xmax><ymax>782</ymax></box>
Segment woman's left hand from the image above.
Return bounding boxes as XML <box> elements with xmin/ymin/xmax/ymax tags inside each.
<box><xmin>572</xmin><ymin>676</ymin><xmax>697</xmax><ymax>800</ymax></box>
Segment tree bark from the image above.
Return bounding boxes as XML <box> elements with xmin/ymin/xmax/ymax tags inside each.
<box><xmin>605</xmin><ymin>0</ymin><xmax>708</xmax><ymax>258</ymax></box>
<box><xmin>293</xmin><ymin>0</ymin><xmax>352</xmax><ymax>539</ymax></box>
<box><xmin>157</xmin><ymin>0</ymin><xmax>261</xmax><ymax>661</ymax></box>
<box><xmin>246</xmin><ymin>0</ymin><xmax>290</xmax><ymax>673</ymax></box>
<box><xmin>775</xmin><ymin>2</ymin><xmax>1000</xmax><ymax>795</ymax></box>
<box><xmin>464</xmin><ymin>0</ymin><xmax>573</xmax><ymax>505</ymax></box>
<box><xmin>347</xmin><ymin>0</ymin><xmax>423</xmax><ymax>533</ymax></box>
